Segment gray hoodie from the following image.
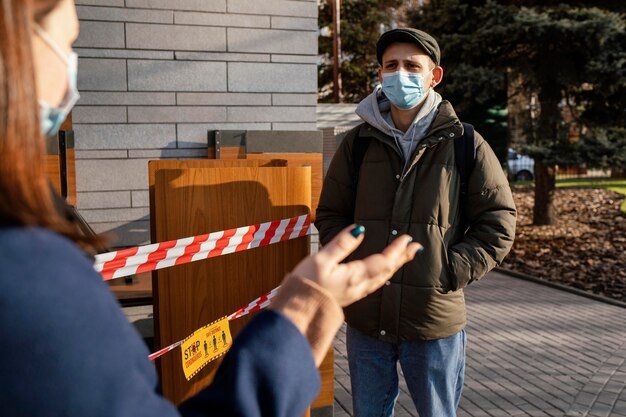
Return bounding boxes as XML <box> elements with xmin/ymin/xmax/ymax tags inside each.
<box><xmin>355</xmin><ymin>85</ymin><xmax>442</xmax><ymax>172</ymax></box>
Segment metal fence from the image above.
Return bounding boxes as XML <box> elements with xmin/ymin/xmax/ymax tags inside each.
<box><xmin>507</xmin><ymin>148</ymin><xmax>624</xmax><ymax>182</ymax></box>
<box><xmin>507</xmin><ymin>163</ymin><xmax>621</xmax><ymax>182</ymax></box>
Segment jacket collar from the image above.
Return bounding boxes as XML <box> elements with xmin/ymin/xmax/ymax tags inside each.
<box><xmin>419</xmin><ymin>101</ymin><xmax>463</xmax><ymax>146</ymax></box>
<box><xmin>357</xmin><ymin>100</ymin><xmax>463</xmax><ymax>149</ymax></box>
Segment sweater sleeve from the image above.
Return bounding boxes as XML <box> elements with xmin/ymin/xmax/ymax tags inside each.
<box><xmin>269</xmin><ymin>275</ymin><xmax>344</xmax><ymax>366</ymax></box>
<box><xmin>0</xmin><ymin>228</ymin><xmax>180</xmax><ymax>417</ymax></box>
<box><xmin>0</xmin><ymin>228</ymin><xmax>321</xmax><ymax>417</ymax></box>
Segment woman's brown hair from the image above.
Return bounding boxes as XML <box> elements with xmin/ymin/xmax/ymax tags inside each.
<box><xmin>0</xmin><ymin>0</ymin><xmax>103</xmax><ymax>253</ymax></box>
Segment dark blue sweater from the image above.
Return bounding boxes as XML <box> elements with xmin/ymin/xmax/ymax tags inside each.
<box><xmin>0</xmin><ymin>227</ymin><xmax>319</xmax><ymax>416</ymax></box>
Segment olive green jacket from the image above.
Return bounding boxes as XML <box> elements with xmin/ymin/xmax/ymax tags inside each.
<box><xmin>315</xmin><ymin>101</ymin><xmax>516</xmax><ymax>342</ymax></box>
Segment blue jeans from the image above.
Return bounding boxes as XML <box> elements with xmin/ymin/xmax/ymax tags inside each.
<box><xmin>346</xmin><ymin>325</ymin><xmax>466</xmax><ymax>417</ymax></box>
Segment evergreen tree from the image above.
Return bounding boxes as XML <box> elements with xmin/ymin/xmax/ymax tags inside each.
<box><xmin>408</xmin><ymin>0</ymin><xmax>625</xmax><ymax>225</ymax></box>
<box><xmin>318</xmin><ymin>0</ymin><xmax>404</xmax><ymax>103</ymax></box>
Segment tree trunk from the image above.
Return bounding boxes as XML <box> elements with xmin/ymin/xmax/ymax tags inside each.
<box><xmin>532</xmin><ymin>85</ymin><xmax>561</xmax><ymax>225</ymax></box>
<box><xmin>533</xmin><ymin>160</ymin><xmax>556</xmax><ymax>225</ymax></box>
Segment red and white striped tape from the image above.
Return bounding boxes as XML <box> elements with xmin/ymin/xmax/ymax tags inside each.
<box><xmin>148</xmin><ymin>341</ymin><xmax>183</xmax><ymax>361</ymax></box>
<box><xmin>227</xmin><ymin>286</ymin><xmax>281</xmax><ymax>321</ymax></box>
<box><xmin>149</xmin><ymin>286</ymin><xmax>281</xmax><ymax>361</ymax></box>
<box><xmin>95</xmin><ymin>214</ymin><xmax>311</xmax><ymax>280</ymax></box>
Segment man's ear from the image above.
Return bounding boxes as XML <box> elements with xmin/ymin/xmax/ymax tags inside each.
<box><xmin>431</xmin><ymin>66</ymin><xmax>444</xmax><ymax>87</ymax></box>
<box><xmin>378</xmin><ymin>67</ymin><xmax>383</xmax><ymax>85</ymax></box>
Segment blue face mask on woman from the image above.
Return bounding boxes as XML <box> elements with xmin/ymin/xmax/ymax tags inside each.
<box><xmin>381</xmin><ymin>71</ymin><xmax>428</xmax><ymax>110</ymax></box>
<box><xmin>34</xmin><ymin>25</ymin><xmax>80</xmax><ymax>138</ymax></box>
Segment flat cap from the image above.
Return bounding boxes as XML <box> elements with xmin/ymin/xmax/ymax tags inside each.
<box><xmin>376</xmin><ymin>28</ymin><xmax>441</xmax><ymax>66</ymax></box>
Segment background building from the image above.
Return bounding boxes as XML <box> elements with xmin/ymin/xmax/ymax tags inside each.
<box><xmin>73</xmin><ymin>0</ymin><xmax>318</xmax><ymax>247</ymax></box>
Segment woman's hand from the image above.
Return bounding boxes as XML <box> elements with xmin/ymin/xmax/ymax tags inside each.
<box><xmin>291</xmin><ymin>225</ymin><xmax>422</xmax><ymax>307</ymax></box>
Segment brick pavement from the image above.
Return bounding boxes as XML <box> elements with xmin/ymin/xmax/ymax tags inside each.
<box><xmin>332</xmin><ymin>271</ymin><xmax>626</xmax><ymax>417</ymax></box>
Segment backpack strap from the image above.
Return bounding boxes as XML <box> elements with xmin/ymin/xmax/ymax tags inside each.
<box><xmin>455</xmin><ymin>122</ymin><xmax>476</xmax><ymax>231</ymax></box>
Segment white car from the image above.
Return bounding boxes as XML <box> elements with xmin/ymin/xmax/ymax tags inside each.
<box><xmin>507</xmin><ymin>148</ymin><xmax>535</xmax><ymax>181</ymax></box>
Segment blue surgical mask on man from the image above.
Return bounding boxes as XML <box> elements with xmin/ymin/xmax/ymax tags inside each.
<box><xmin>34</xmin><ymin>25</ymin><xmax>80</xmax><ymax>138</ymax></box>
<box><xmin>381</xmin><ymin>71</ymin><xmax>427</xmax><ymax>110</ymax></box>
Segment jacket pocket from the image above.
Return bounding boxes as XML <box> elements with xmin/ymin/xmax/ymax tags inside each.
<box><xmin>447</xmin><ymin>248</ymin><xmax>472</xmax><ymax>291</ymax></box>
<box><xmin>435</xmin><ymin>225</ymin><xmax>454</xmax><ymax>291</ymax></box>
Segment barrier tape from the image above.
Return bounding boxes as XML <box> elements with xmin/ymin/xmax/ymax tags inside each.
<box><xmin>228</xmin><ymin>286</ymin><xmax>280</xmax><ymax>321</ymax></box>
<box><xmin>95</xmin><ymin>214</ymin><xmax>310</xmax><ymax>280</ymax></box>
<box><xmin>148</xmin><ymin>286</ymin><xmax>281</xmax><ymax>361</ymax></box>
<box><xmin>97</xmin><ymin>215</ymin><xmax>310</xmax><ymax>362</ymax></box>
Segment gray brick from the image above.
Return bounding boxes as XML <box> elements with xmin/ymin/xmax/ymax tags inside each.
<box><xmin>272</xmin><ymin>122</ymin><xmax>318</xmax><ymax>130</ymax></box>
<box><xmin>589</xmin><ymin>401</ymin><xmax>613</xmax><ymax>417</ymax></box>
<box><xmin>80</xmin><ymin>207</ymin><xmax>150</xmax><ymax>223</ymax></box>
<box><xmin>606</xmin><ymin>357</ymin><xmax>625</xmax><ymax>366</ymax></box>
<box><xmin>174</xmin><ymin>11</ymin><xmax>269</xmax><ymax>28</ymax></box>
<box><xmin>227</xmin><ymin>106</ymin><xmax>316</xmax><ymax>123</ymax></box>
<box><xmin>75</xmin><ymin>150</ymin><xmax>129</xmax><ymax>159</ymax></box>
<box><xmin>76</xmin><ymin>0</ymin><xmax>123</xmax><ymax>6</ymax></box>
<box><xmin>333</xmin><ymin>385</ymin><xmax>354</xmax><ymax>415</ymax></box>
<box><xmin>246</xmin><ymin>130</ymin><xmax>322</xmax><ymax>153</ymax></box>
<box><xmin>128</xmin><ymin>60</ymin><xmax>226</xmax><ymax>91</ymax></box>
<box><xmin>76</xmin><ymin>6</ymin><xmax>173</xmax><ymax>24</ymax></box>
<box><xmin>176</xmin><ymin>123</ymin><xmax>271</xmax><ymax>147</ymax></box>
<box><xmin>583</xmin><ymin>382</ymin><xmax>606</xmax><ymax>396</ymax></box>
<box><xmin>567</xmin><ymin>403</ymin><xmax>591</xmax><ymax>415</ymax></box>
<box><xmin>174</xmin><ymin>51</ymin><xmax>269</xmax><ymax>62</ymax></box>
<box><xmin>74</xmin><ymin>124</ymin><xmax>176</xmax><ymax>150</ymax></box>
<box><xmin>228</xmin><ymin>28</ymin><xmax>316</xmax><ymax>54</ymax></box>
<box><xmin>74</xmin><ymin>21</ymin><xmax>125</xmax><ymax>49</ymax></box>
<box><xmin>126</xmin><ymin>23</ymin><xmax>225</xmax><ymax>52</ymax></box>
<box><xmin>128</xmin><ymin>106</ymin><xmax>226</xmax><ymax>123</ymax></box>
<box><xmin>271</xmin><ymin>16</ymin><xmax>317</xmax><ymax>30</ymax></box>
<box><xmin>271</xmin><ymin>54</ymin><xmax>318</xmax><ymax>64</ymax></box>
<box><xmin>128</xmin><ymin>148</ymin><xmax>208</xmax><ymax>158</ymax></box>
<box><xmin>615</xmin><ymin>400</ymin><xmax>626</xmax><ymax>413</ymax></box>
<box><xmin>177</xmin><ymin>93</ymin><xmax>271</xmax><ymax>106</ymax></box>
<box><xmin>596</xmin><ymin>391</ymin><xmax>618</xmax><ymax>406</ymax></box>
<box><xmin>228</xmin><ymin>0</ymin><xmax>316</xmax><ymax>18</ymax></box>
<box><xmin>131</xmin><ymin>191</ymin><xmax>150</xmax><ymax>208</ymax></box>
<box><xmin>77</xmin><ymin>191</ymin><xmax>131</xmax><ymax>209</ymax></box>
<box><xmin>272</xmin><ymin>93</ymin><xmax>317</xmax><ymax>106</ymax></box>
<box><xmin>78</xmin><ymin>92</ymin><xmax>176</xmax><ymax>106</ymax></box>
<box><xmin>78</xmin><ymin>59</ymin><xmax>126</xmax><ymax>91</ymax></box>
<box><xmin>76</xmin><ymin>159</ymin><xmax>150</xmax><ymax>192</ymax></box>
<box><xmin>228</xmin><ymin>63</ymin><xmax>316</xmax><ymax>93</ymax></box>
<box><xmin>72</xmin><ymin>106</ymin><xmax>127</xmax><ymax>123</ymax></box>
<box><xmin>126</xmin><ymin>0</ymin><xmax>226</xmax><ymax>12</ymax></box>
<box><xmin>605</xmin><ymin>380</ymin><xmax>625</xmax><ymax>393</ymax></box>
<box><xmin>76</xmin><ymin>48</ymin><xmax>173</xmax><ymax>60</ymax></box>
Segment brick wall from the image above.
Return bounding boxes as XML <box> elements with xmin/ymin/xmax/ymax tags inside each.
<box><xmin>73</xmin><ymin>0</ymin><xmax>318</xmax><ymax>247</ymax></box>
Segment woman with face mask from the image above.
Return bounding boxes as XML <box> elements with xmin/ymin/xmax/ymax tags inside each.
<box><xmin>0</xmin><ymin>1</ymin><xmax>421</xmax><ymax>415</ymax></box>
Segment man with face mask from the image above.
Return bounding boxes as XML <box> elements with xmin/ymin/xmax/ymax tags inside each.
<box><xmin>315</xmin><ymin>28</ymin><xmax>517</xmax><ymax>417</ymax></box>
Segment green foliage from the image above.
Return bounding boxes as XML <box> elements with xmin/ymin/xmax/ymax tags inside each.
<box><xmin>318</xmin><ymin>0</ymin><xmax>403</xmax><ymax>103</ymax></box>
<box><xmin>407</xmin><ymin>0</ymin><xmax>626</xmax><ymax>169</ymax></box>
<box><xmin>407</xmin><ymin>0</ymin><xmax>511</xmax><ymax>161</ymax></box>
<box><xmin>574</xmin><ymin>128</ymin><xmax>626</xmax><ymax>171</ymax></box>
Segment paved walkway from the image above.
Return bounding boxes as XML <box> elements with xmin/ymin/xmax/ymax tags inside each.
<box><xmin>332</xmin><ymin>271</ymin><xmax>626</xmax><ymax>417</ymax></box>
